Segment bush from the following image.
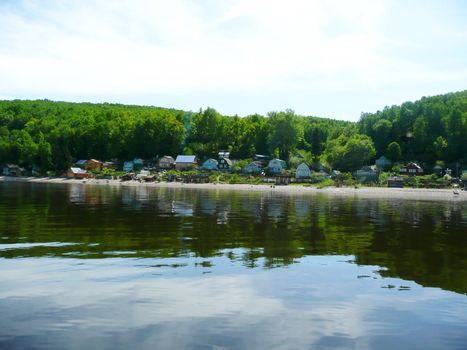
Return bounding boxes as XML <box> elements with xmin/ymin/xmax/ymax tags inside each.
<box><xmin>317</xmin><ymin>179</ymin><xmax>335</xmax><ymax>188</ymax></box>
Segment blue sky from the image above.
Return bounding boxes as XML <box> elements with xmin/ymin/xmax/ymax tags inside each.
<box><xmin>0</xmin><ymin>0</ymin><xmax>466</xmax><ymax>121</ymax></box>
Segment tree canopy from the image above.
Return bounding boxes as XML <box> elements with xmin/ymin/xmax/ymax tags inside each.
<box><xmin>0</xmin><ymin>90</ymin><xmax>466</xmax><ymax>174</ymax></box>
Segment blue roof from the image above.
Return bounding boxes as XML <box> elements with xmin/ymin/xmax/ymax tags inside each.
<box><xmin>176</xmin><ymin>155</ymin><xmax>196</xmax><ymax>163</ymax></box>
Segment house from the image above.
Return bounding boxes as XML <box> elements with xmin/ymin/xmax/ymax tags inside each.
<box><xmin>388</xmin><ymin>176</ymin><xmax>404</xmax><ymax>188</ymax></box>
<box><xmin>85</xmin><ymin>159</ymin><xmax>103</xmax><ymax>171</ymax></box>
<box><xmin>66</xmin><ymin>167</ymin><xmax>89</xmax><ymax>179</ymax></box>
<box><xmin>267</xmin><ymin>159</ymin><xmax>287</xmax><ymax>174</ymax></box>
<box><xmin>400</xmin><ymin>162</ymin><xmax>424</xmax><ymax>175</ymax></box>
<box><xmin>375</xmin><ymin>156</ymin><xmax>392</xmax><ymax>170</ymax></box>
<box><xmin>296</xmin><ymin>163</ymin><xmax>311</xmax><ymax>179</ymax></box>
<box><xmin>175</xmin><ymin>155</ymin><xmax>197</xmax><ymax>171</ymax></box>
<box><xmin>133</xmin><ymin>158</ymin><xmax>144</xmax><ymax>171</ymax></box>
<box><xmin>75</xmin><ymin>159</ymin><xmax>87</xmax><ymax>169</ymax></box>
<box><xmin>218</xmin><ymin>157</ymin><xmax>233</xmax><ymax>171</ymax></box>
<box><xmin>218</xmin><ymin>150</ymin><xmax>230</xmax><ymax>159</ymax></box>
<box><xmin>123</xmin><ymin>161</ymin><xmax>134</xmax><ymax>172</ymax></box>
<box><xmin>103</xmin><ymin>161</ymin><xmax>118</xmax><ymax>170</ymax></box>
<box><xmin>353</xmin><ymin>165</ymin><xmax>378</xmax><ymax>182</ymax></box>
<box><xmin>312</xmin><ymin>162</ymin><xmax>330</xmax><ymax>173</ymax></box>
<box><xmin>202</xmin><ymin>158</ymin><xmax>218</xmax><ymax>171</ymax></box>
<box><xmin>3</xmin><ymin>164</ymin><xmax>26</xmax><ymax>177</ymax></box>
<box><xmin>253</xmin><ymin>154</ymin><xmax>270</xmax><ymax>166</ymax></box>
<box><xmin>158</xmin><ymin>156</ymin><xmax>175</xmax><ymax>169</ymax></box>
<box><xmin>243</xmin><ymin>161</ymin><xmax>263</xmax><ymax>175</ymax></box>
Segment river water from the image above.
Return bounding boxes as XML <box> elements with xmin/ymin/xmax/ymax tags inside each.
<box><xmin>0</xmin><ymin>182</ymin><xmax>466</xmax><ymax>349</ymax></box>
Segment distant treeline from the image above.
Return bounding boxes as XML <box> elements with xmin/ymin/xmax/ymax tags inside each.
<box><xmin>0</xmin><ymin>90</ymin><xmax>466</xmax><ymax>173</ymax></box>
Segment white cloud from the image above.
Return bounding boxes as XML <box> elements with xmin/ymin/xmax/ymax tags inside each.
<box><xmin>0</xmin><ymin>0</ymin><xmax>466</xmax><ymax>119</ymax></box>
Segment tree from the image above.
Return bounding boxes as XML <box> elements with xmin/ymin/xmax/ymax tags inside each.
<box><xmin>386</xmin><ymin>141</ymin><xmax>401</xmax><ymax>162</ymax></box>
<box><xmin>267</xmin><ymin>110</ymin><xmax>301</xmax><ymax>160</ymax></box>
<box><xmin>432</xmin><ymin>136</ymin><xmax>448</xmax><ymax>160</ymax></box>
<box><xmin>372</xmin><ymin>119</ymin><xmax>392</xmax><ymax>155</ymax></box>
<box><xmin>325</xmin><ymin>134</ymin><xmax>376</xmax><ymax>171</ymax></box>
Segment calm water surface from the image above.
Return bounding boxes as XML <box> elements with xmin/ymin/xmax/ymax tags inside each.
<box><xmin>0</xmin><ymin>182</ymin><xmax>466</xmax><ymax>350</ymax></box>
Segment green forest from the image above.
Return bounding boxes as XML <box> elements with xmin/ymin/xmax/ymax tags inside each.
<box><xmin>0</xmin><ymin>90</ymin><xmax>466</xmax><ymax>174</ymax></box>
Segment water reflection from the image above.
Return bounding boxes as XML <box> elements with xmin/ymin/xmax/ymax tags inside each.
<box><xmin>1</xmin><ymin>182</ymin><xmax>467</xmax><ymax>349</ymax></box>
<box><xmin>1</xmin><ymin>255</ymin><xmax>466</xmax><ymax>350</ymax></box>
<box><xmin>0</xmin><ymin>182</ymin><xmax>466</xmax><ymax>294</ymax></box>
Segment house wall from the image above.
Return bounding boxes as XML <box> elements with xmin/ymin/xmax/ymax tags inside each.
<box><xmin>176</xmin><ymin>162</ymin><xmax>196</xmax><ymax>171</ymax></box>
<box><xmin>85</xmin><ymin>161</ymin><xmax>102</xmax><ymax>171</ymax></box>
<box><xmin>159</xmin><ymin>159</ymin><xmax>174</xmax><ymax>169</ymax></box>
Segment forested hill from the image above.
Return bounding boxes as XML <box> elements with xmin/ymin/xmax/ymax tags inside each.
<box><xmin>0</xmin><ymin>99</ymin><xmax>352</xmax><ymax>172</ymax></box>
<box><xmin>359</xmin><ymin>90</ymin><xmax>467</xmax><ymax>166</ymax></box>
<box><xmin>0</xmin><ymin>90</ymin><xmax>466</xmax><ymax>173</ymax></box>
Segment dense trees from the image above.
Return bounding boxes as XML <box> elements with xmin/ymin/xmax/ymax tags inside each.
<box><xmin>324</xmin><ymin>134</ymin><xmax>376</xmax><ymax>171</ymax></box>
<box><xmin>0</xmin><ymin>90</ymin><xmax>466</xmax><ymax>174</ymax></box>
<box><xmin>359</xmin><ymin>90</ymin><xmax>467</xmax><ymax>167</ymax></box>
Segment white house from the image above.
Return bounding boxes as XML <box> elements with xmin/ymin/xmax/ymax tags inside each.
<box><xmin>296</xmin><ymin>163</ymin><xmax>311</xmax><ymax>179</ymax></box>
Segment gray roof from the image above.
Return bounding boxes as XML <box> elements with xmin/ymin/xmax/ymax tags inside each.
<box><xmin>176</xmin><ymin>155</ymin><xmax>196</xmax><ymax>163</ymax></box>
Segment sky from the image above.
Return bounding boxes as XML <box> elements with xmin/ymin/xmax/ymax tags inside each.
<box><xmin>0</xmin><ymin>0</ymin><xmax>466</xmax><ymax>121</ymax></box>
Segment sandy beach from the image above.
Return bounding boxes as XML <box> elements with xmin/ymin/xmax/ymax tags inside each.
<box><xmin>1</xmin><ymin>176</ymin><xmax>465</xmax><ymax>202</ymax></box>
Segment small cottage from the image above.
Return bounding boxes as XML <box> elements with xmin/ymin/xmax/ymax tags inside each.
<box><xmin>123</xmin><ymin>161</ymin><xmax>134</xmax><ymax>172</ymax></box>
<box><xmin>103</xmin><ymin>161</ymin><xmax>118</xmax><ymax>170</ymax></box>
<box><xmin>85</xmin><ymin>159</ymin><xmax>103</xmax><ymax>171</ymax></box>
<box><xmin>66</xmin><ymin>167</ymin><xmax>89</xmax><ymax>179</ymax></box>
<box><xmin>218</xmin><ymin>157</ymin><xmax>233</xmax><ymax>171</ymax></box>
<box><xmin>3</xmin><ymin>164</ymin><xmax>26</xmax><ymax>177</ymax></box>
<box><xmin>267</xmin><ymin>159</ymin><xmax>287</xmax><ymax>174</ymax></box>
<box><xmin>375</xmin><ymin>156</ymin><xmax>392</xmax><ymax>170</ymax></box>
<box><xmin>388</xmin><ymin>176</ymin><xmax>404</xmax><ymax>188</ymax></box>
<box><xmin>400</xmin><ymin>162</ymin><xmax>424</xmax><ymax>175</ymax></box>
<box><xmin>158</xmin><ymin>156</ymin><xmax>175</xmax><ymax>169</ymax></box>
<box><xmin>296</xmin><ymin>163</ymin><xmax>311</xmax><ymax>179</ymax></box>
<box><xmin>253</xmin><ymin>154</ymin><xmax>270</xmax><ymax>166</ymax></box>
<box><xmin>243</xmin><ymin>161</ymin><xmax>263</xmax><ymax>175</ymax></box>
<box><xmin>175</xmin><ymin>155</ymin><xmax>197</xmax><ymax>171</ymax></box>
<box><xmin>353</xmin><ymin>166</ymin><xmax>378</xmax><ymax>182</ymax></box>
<box><xmin>202</xmin><ymin>158</ymin><xmax>218</xmax><ymax>171</ymax></box>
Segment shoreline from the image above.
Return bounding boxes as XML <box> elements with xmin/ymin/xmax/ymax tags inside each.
<box><xmin>0</xmin><ymin>176</ymin><xmax>465</xmax><ymax>201</ymax></box>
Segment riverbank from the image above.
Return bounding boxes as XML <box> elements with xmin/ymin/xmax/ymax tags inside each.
<box><xmin>0</xmin><ymin>176</ymin><xmax>465</xmax><ymax>201</ymax></box>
